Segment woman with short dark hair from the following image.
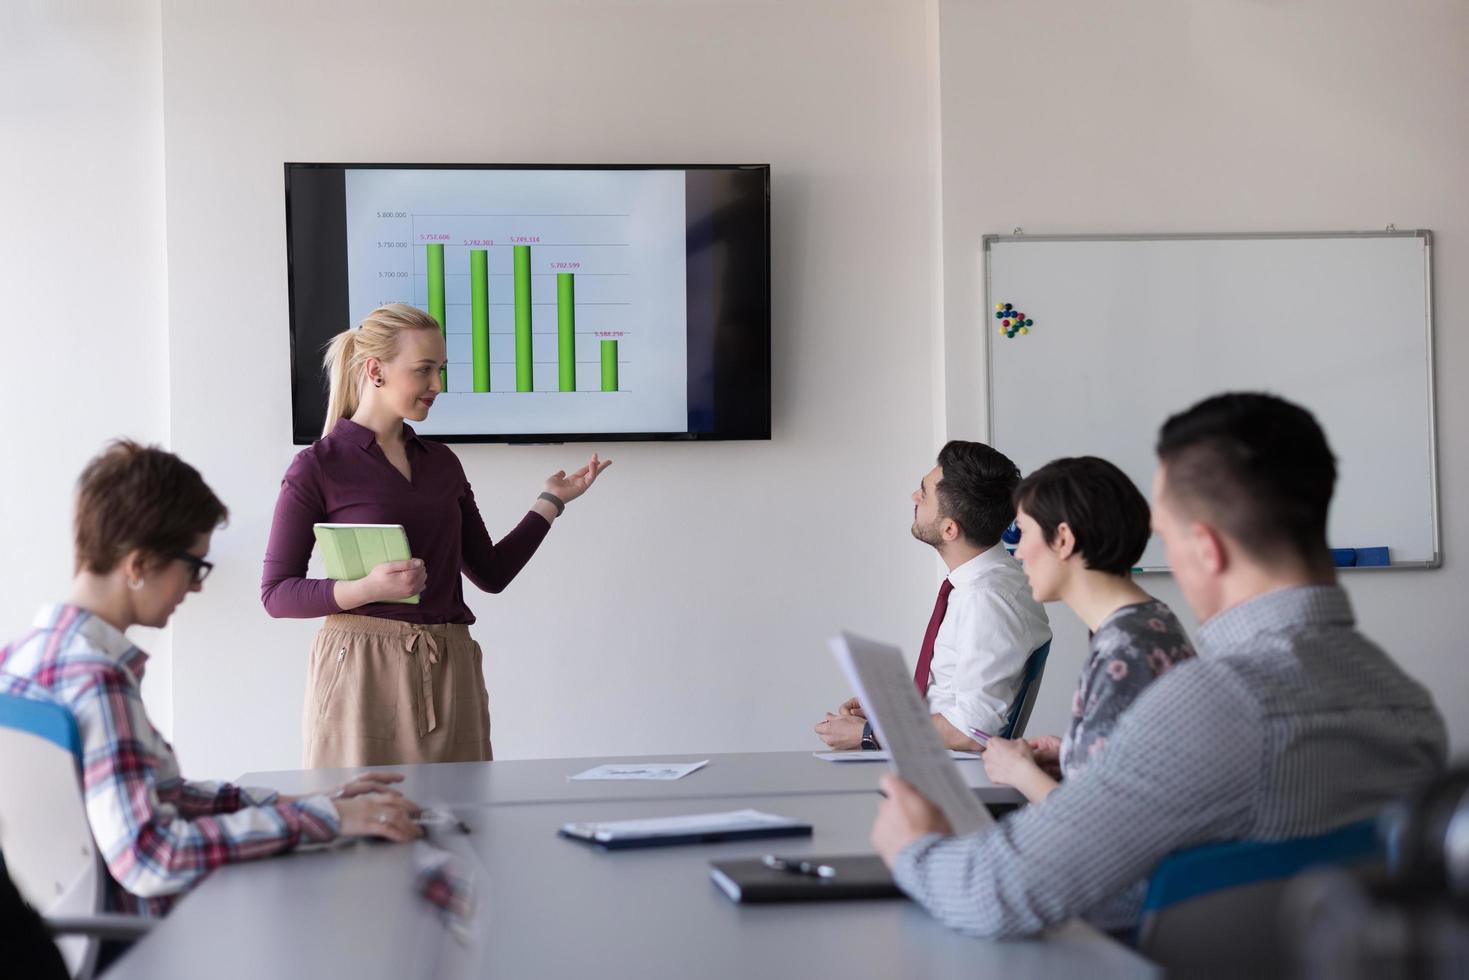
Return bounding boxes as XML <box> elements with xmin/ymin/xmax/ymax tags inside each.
<box><xmin>981</xmin><ymin>456</ymin><xmax>1195</xmax><ymax>803</ymax></box>
<box><xmin>0</xmin><ymin>441</ymin><xmax>424</xmax><ymax>917</ymax></box>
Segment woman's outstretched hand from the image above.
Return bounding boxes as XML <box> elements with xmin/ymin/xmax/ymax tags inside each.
<box><xmin>543</xmin><ymin>454</ymin><xmax>613</xmax><ymax>505</ymax></box>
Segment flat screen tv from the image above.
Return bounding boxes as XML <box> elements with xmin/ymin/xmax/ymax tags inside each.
<box><xmin>285</xmin><ymin>163</ymin><xmax>770</xmax><ymax>444</ymax></box>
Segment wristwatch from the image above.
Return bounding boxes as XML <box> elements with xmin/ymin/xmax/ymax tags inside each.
<box><xmin>860</xmin><ymin>722</ymin><xmax>880</xmax><ymax>751</ymax></box>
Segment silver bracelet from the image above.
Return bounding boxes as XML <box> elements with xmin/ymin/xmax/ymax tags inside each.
<box><xmin>537</xmin><ymin>491</ymin><xmax>566</xmax><ymax>516</ymax></box>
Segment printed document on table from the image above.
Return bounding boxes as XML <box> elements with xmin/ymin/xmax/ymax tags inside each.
<box><xmin>830</xmin><ymin>632</ymin><xmax>994</xmax><ymax>836</ymax></box>
<box><xmin>568</xmin><ymin>760</ymin><xmax>710</xmax><ymax>781</ymax></box>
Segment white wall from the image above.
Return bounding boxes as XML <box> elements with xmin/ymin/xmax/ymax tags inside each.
<box><xmin>7</xmin><ymin>0</ymin><xmax>1463</xmax><ymax>781</ymax></box>
<box><xmin>157</xmin><ymin>0</ymin><xmax>943</xmax><ymax>776</ymax></box>
<box><xmin>936</xmin><ymin>0</ymin><xmax>1469</xmax><ymax>751</ymax></box>
<box><xmin>0</xmin><ymin>0</ymin><xmax>175</xmax><ymax>734</ymax></box>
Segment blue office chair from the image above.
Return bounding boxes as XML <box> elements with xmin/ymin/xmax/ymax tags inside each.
<box><xmin>998</xmin><ymin>640</ymin><xmax>1051</xmax><ymax>739</ymax></box>
<box><xmin>0</xmin><ymin>691</ymin><xmax>153</xmax><ymax>979</ymax></box>
<box><xmin>1138</xmin><ymin>819</ymin><xmax>1379</xmax><ymax>974</ymax></box>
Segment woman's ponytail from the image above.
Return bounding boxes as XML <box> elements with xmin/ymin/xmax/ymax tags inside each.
<box><xmin>322</xmin><ymin>328</ymin><xmax>361</xmax><ymax>436</ymax></box>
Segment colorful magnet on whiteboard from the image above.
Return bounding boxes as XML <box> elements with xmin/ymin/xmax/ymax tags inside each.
<box><xmin>996</xmin><ymin>311</ymin><xmax>1004</xmax><ymax>319</ymax></box>
<box><xmin>1355</xmin><ymin>547</ymin><xmax>1390</xmax><ymax>567</ymax></box>
<box><xmin>1003</xmin><ymin>303</ymin><xmax>1013</xmax><ymax>311</ymax></box>
<box><xmin>1018</xmin><ymin>327</ymin><xmax>1029</xmax><ymax>335</ymax></box>
<box><xmin>1330</xmin><ymin>549</ymin><xmax>1357</xmax><ymax>567</ymax></box>
<box><xmin>1002</xmin><ymin>319</ymin><xmax>1011</xmax><ymax>327</ymax></box>
<box><xmin>1024</xmin><ymin>319</ymin><xmax>1033</xmax><ymax>326</ymax></box>
<box><xmin>1002</xmin><ymin>521</ymin><xmax>1022</xmax><ymax>545</ymax></box>
<box><xmin>995</xmin><ymin>303</ymin><xmax>1004</xmax><ymax>311</ymax></box>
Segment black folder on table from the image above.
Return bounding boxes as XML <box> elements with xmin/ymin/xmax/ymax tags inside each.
<box><xmin>709</xmin><ymin>855</ymin><xmax>903</xmax><ymax>903</ymax></box>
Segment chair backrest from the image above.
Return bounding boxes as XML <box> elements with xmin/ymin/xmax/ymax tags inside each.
<box><xmin>999</xmin><ymin>640</ymin><xmax>1050</xmax><ymax>740</ymax></box>
<box><xmin>1138</xmin><ymin>820</ymin><xmax>1379</xmax><ymax>975</ymax></box>
<box><xmin>0</xmin><ymin>692</ymin><xmax>104</xmax><ymax>979</ymax></box>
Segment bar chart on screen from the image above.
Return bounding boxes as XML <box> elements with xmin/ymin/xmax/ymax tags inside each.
<box><xmin>401</xmin><ymin>222</ymin><xmax>631</xmax><ymax>395</ymax></box>
<box><xmin>343</xmin><ymin>168</ymin><xmax>689</xmax><ymax>435</ymax></box>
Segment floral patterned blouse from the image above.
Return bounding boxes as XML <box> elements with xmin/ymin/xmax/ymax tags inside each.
<box><xmin>1059</xmin><ymin>599</ymin><xmax>1196</xmax><ymax>778</ymax></box>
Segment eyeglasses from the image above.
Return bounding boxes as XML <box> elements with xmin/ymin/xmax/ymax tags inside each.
<box><xmin>171</xmin><ymin>551</ymin><xmax>215</xmax><ymax>586</ymax></box>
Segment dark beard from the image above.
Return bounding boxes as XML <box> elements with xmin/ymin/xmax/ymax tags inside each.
<box><xmin>911</xmin><ymin>518</ymin><xmax>944</xmax><ymax>548</ymax></box>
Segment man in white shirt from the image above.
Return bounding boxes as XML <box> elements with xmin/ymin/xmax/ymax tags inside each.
<box><xmin>817</xmin><ymin>442</ymin><xmax>1051</xmax><ymax>751</ymax></box>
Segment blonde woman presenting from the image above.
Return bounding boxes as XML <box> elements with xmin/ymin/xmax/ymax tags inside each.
<box><xmin>262</xmin><ymin>304</ymin><xmax>610</xmax><ymax>767</ymax></box>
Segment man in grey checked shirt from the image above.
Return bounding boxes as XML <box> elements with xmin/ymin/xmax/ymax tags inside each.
<box><xmin>871</xmin><ymin>392</ymin><xmax>1447</xmax><ymax>938</ymax></box>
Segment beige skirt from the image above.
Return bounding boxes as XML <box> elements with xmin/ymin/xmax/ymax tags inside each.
<box><xmin>303</xmin><ymin>614</ymin><xmax>492</xmax><ymax>768</ymax></box>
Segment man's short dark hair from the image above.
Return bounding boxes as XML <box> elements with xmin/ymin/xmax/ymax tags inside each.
<box><xmin>1155</xmin><ymin>393</ymin><xmax>1337</xmax><ymax>564</ymax></box>
<box><xmin>1013</xmin><ymin>457</ymin><xmax>1151</xmax><ymax>576</ymax></box>
<box><xmin>934</xmin><ymin>441</ymin><xmax>1021</xmax><ymax>548</ymax></box>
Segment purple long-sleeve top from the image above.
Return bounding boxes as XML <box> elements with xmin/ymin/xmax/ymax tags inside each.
<box><xmin>261</xmin><ymin>419</ymin><xmax>550</xmax><ymax>624</ymax></box>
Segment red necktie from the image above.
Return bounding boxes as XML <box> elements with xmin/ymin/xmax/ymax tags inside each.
<box><xmin>913</xmin><ymin>578</ymin><xmax>954</xmax><ymax>695</ymax></box>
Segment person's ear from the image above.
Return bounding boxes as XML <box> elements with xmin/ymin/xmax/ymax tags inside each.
<box><xmin>942</xmin><ymin>519</ymin><xmax>962</xmax><ymax>544</ymax></box>
<box><xmin>121</xmin><ymin>549</ymin><xmax>149</xmax><ymax>589</ymax></box>
<box><xmin>1193</xmin><ymin>522</ymin><xmax>1228</xmax><ymax>576</ymax></box>
<box><xmin>1053</xmin><ymin>522</ymin><xmax>1077</xmax><ymax>562</ymax></box>
<box><xmin>364</xmin><ymin>356</ymin><xmax>385</xmax><ymax>388</ymax></box>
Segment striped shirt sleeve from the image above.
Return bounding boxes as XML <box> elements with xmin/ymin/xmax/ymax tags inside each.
<box><xmin>893</xmin><ymin>661</ymin><xmax>1263</xmax><ymax>937</ymax></box>
<box><xmin>74</xmin><ymin>664</ymin><xmax>340</xmax><ymax>901</ymax></box>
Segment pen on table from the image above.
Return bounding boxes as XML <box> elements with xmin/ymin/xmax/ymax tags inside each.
<box><xmin>762</xmin><ymin>854</ymin><xmax>836</xmax><ymax>878</ymax></box>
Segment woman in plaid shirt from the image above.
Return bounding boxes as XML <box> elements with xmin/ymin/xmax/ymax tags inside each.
<box><xmin>0</xmin><ymin>441</ymin><xmax>426</xmax><ymax>916</ymax></box>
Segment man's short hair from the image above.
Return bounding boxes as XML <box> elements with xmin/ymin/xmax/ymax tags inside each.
<box><xmin>74</xmin><ymin>440</ymin><xmax>229</xmax><ymax>574</ymax></box>
<box><xmin>934</xmin><ymin>441</ymin><xmax>1021</xmax><ymax>548</ymax></box>
<box><xmin>1155</xmin><ymin>393</ymin><xmax>1336</xmax><ymax>564</ymax></box>
<box><xmin>1013</xmin><ymin>456</ymin><xmax>1151</xmax><ymax>576</ymax></box>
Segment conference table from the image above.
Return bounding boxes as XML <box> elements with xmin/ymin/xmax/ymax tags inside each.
<box><xmin>107</xmin><ymin>751</ymin><xmax>1159</xmax><ymax>979</ymax></box>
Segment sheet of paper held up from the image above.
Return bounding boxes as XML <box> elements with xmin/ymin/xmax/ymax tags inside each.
<box><xmin>569</xmin><ymin>760</ymin><xmax>710</xmax><ymax>781</ymax></box>
<box><xmin>814</xmin><ymin>750</ymin><xmax>982</xmax><ymax>763</ymax></box>
<box><xmin>830</xmin><ymin>632</ymin><xmax>994</xmax><ymax>836</ymax></box>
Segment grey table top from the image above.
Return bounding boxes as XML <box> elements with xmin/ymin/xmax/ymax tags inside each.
<box><xmin>109</xmin><ymin>792</ymin><xmax>1158</xmax><ymax>979</ymax></box>
<box><xmin>238</xmin><ymin>750</ymin><xmax>1025</xmax><ymax>807</ymax></box>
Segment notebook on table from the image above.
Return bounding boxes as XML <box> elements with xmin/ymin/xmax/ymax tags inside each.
<box><xmin>312</xmin><ymin>523</ymin><xmax>419</xmax><ymax>605</ymax></box>
<box><xmin>558</xmin><ymin>809</ymin><xmax>812</xmax><ymax>851</ymax></box>
<box><xmin>709</xmin><ymin>855</ymin><xmax>902</xmax><ymax>903</ymax></box>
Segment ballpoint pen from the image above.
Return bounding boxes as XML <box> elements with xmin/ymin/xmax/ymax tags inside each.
<box><xmin>967</xmin><ymin>727</ymin><xmax>993</xmax><ymax>747</ymax></box>
<box><xmin>762</xmin><ymin>854</ymin><xmax>836</xmax><ymax>878</ymax></box>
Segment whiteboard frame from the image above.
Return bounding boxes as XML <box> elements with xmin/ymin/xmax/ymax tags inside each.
<box><xmin>981</xmin><ymin>229</ymin><xmax>1441</xmax><ymax>572</ymax></box>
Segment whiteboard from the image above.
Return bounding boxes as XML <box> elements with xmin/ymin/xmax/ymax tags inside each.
<box><xmin>984</xmin><ymin>232</ymin><xmax>1440</xmax><ymax>571</ymax></box>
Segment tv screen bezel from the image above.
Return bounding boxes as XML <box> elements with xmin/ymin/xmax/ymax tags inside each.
<box><xmin>284</xmin><ymin>161</ymin><xmax>772</xmax><ymax>445</ymax></box>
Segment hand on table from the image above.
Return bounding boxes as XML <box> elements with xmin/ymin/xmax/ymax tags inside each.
<box><xmin>278</xmin><ymin>771</ymin><xmax>405</xmax><ymax>806</ymax></box>
<box><xmin>1026</xmin><ymin>734</ymin><xmax>1064</xmax><ymax>780</ymax></box>
<box><xmin>980</xmin><ymin>736</ymin><xmax>1040</xmax><ymax>788</ymax></box>
<box><xmin>335</xmin><ymin>791</ymin><xmax>424</xmax><ymax>842</ymax></box>
<box><xmin>838</xmin><ymin>697</ymin><xmax>866</xmax><ymax>719</ymax></box>
<box><xmin>815</xmin><ymin>712</ymin><xmax>866</xmax><ymax>750</ymax></box>
<box><xmin>331</xmin><ymin>771</ymin><xmax>406</xmax><ymax>800</ymax></box>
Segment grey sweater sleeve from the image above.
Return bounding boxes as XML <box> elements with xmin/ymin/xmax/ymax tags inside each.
<box><xmin>892</xmin><ymin>661</ymin><xmax>1263</xmax><ymax>938</ymax></box>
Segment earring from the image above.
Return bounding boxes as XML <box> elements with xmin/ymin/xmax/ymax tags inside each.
<box><xmin>127</xmin><ymin>577</ymin><xmax>145</xmax><ymax>590</ymax></box>
<box><xmin>375</xmin><ymin>377</ymin><xmax>384</xmax><ymax>387</ymax></box>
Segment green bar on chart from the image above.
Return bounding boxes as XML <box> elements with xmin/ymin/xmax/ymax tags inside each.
<box><xmin>600</xmin><ymin>340</ymin><xmax>619</xmax><ymax>392</ymax></box>
<box><xmin>557</xmin><ymin>273</ymin><xmax>576</xmax><ymax>392</ymax></box>
<box><xmin>513</xmin><ymin>245</ymin><xmax>533</xmax><ymax>392</ymax></box>
<box><xmin>470</xmin><ymin>249</ymin><xmax>490</xmax><ymax>393</ymax></box>
<box><xmin>426</xmin><ymin>243</ymin><xmax>447</xmax><ymax>391</ymax></box>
